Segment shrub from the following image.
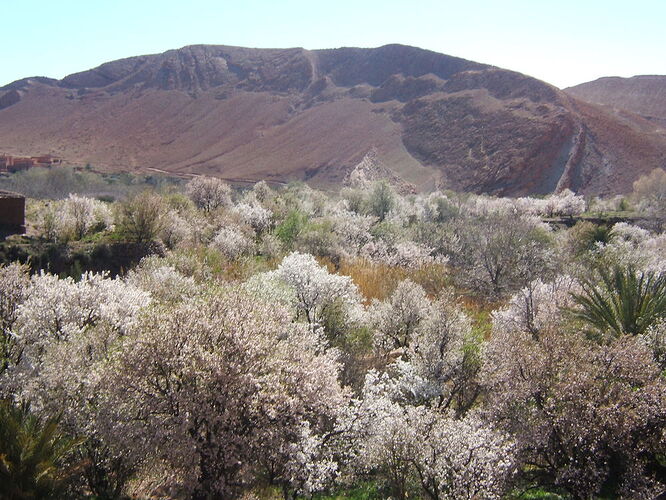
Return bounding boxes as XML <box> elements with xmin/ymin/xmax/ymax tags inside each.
<box><xmin>117</xmin><ymin>191</ymin><xmax>167</xmax><ymax>244</ymax></box>
<box><xmin>633</xmin><ymin>168</ymin><xmax>666</xmax><ymax>227</ymax></box>
<box><xmin>275</xmin><ymin>210</ymin><xmax>309</xmax><ymax>248</ymax></box>
<box><xmin>367</xmin><ymin>181</ymin><xmax>395</xmax><ymax>222</ymax></box>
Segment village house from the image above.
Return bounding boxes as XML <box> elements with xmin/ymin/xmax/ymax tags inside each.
<box><xmin>31</xmin><ymin>154</ymin><xmax>63</xmax><ymax>166</ymax></box>
<box><xmin>0</xmin><ymin>190</ymin><xmax>26</xmax><ymax>235</ymax></box>
<box><xmin>0</xmin><ymin>153</ymin><xmax>62</xmax><ymax>173</ymax></box>
<box><xmin>0</xmin><ymin>155</ymin><xmax>12</xmax><ymax>169</ymax></box>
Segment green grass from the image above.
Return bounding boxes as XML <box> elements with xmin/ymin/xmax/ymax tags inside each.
<box><xmin>313</xmin><ymin>481</ymin><xmax>384</xmax><ymax>500</ymax></box>
<box><xmin>508</xmin><ymin>487</ymin><xmax>568</xmax><ymax>499</ymax></box>
<box><xmin>249</xmin><ymin>481</ymin><xmax>383</xmax><ymax>500</ymax></box>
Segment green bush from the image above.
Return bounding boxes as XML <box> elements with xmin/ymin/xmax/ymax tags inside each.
<box><xmin>274</xmin><ymin>210</ymin><xmax>308</xmax><ymax>248</ymax></box>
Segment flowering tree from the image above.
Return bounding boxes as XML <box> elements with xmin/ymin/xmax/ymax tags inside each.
<box><xmin>643</xmin><ymin>319</ymin><xmax>666</xmax><ymax>370</ymax></box>
<box><xmin>63</xmin><ymin>194</ymin><xmax>113</xmax><ymax>240</ymax></box>
<box><xmin>252</xmin><ymin>180</ymin><xmax>273</xmax><ymax>203</ymax></box>
<box><xmin>361</xmin><ymin>240</ymin><xmax>444</xmax><ymax>269</ymax></box>
<box><xmin>400</xmin><ymin>291</ymin><xmax>472</xmax><ymax>408</ymax></box>
<box><xmin>369</xmin><ymin>280</ymin><xmax>431</xmax><ymax>353</ymax></box>
<box><xmin>37</xmin><ymin>195</ymin><xmax>113</xmax><ymax>242</ymax></box>
<box><xmin>448</xmin><ymin>213</ymin><xmax>555</xmax><ymax>298</ymax></box>
<box><xmin>17</xmin><ymin>322</ymin><xmax>142</xmax><ymax>498</ymax></box>
<box><xmin>15</xmin><ymin>271</ymin><xmax>150</xmax><ymax>348</ymax></box>
<box><xmin>210</xmin><ymin>225</ymin><xmax>255</xmax><ymax>260</ymax></box>
<box><xmin>342</xmin><ymin>371</ymin><xmax>515</xmax><ymax>500</ymax></box>
<box><xmin>6</xmin><ymin>272</ymin><xmax>152</xmax><ymax>497</ymax></box>
<box><xmin>367</xmin><ymin>284</ymin><xmax>478</xmax><ymax>415</ymax></box>
<box><xmin>0</xmin><ymin>263</ymin><xmax>30</xmax><ymax>374</ymax></box>
<box><xmin>232</xmin><ymin>201</ymin><xmax>272</xmax><ymax>233</ymax></box>
<box><xmin>100</xmin><ymin>288</ymin><xmax>347</xmax><ymax>498</ymax></box>
<box><xmin>329</xmin><ymin>208</ymin><xmax>374</xmax><ymax>257</ymax></box>
<box><xmin>591</xmin><ymin>222</ymin><xmax>666</xmax><ymax>274</ymax></box>
<box><xmin>491</xmin><ymin>275</ymin><xmax>579</xmax><ymax>340</ymax></box>
<box><xmin>185</xmin><ymin>176</ymin><xmax>232</xmax><ymax>212</ymax></box>
<box><xmin>160</xmin><ymin>210</ymin><xmax>193</xmax><ymax>249</ymax></box>
<box><xmin>266</xmin><ymin>252</ymin><xmax>362</xmax><ymax>326</ymax></box>
<box><xmin>482</xmin><ymin>322</ymin><xmax>666</xmax><ymax>498</ymax></box>
<box><xmin>126</xmin><ymin>262</ymin><xmax>198</xmax><ymax>303</ymax></box>
<box><xmin>544</xmin><ymin>189</ymin><xmax>586</xmax><ymax>218</ymax></box>
<box><xmin>411</xmin><ymin>411</ymin><xmax>515</xmax><ymax>500</ymax></box>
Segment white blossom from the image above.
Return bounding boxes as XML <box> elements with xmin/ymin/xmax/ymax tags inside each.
<box><xmin>15</xmin><ymin>271</ymin><xmax>151</xmax><ymax>348</ymax></box>
<box><xmin>210</xmin><ymin>225</ymin><xmax>255</xmax><ymax>259</ymax></box>
<box><xmin>38</xmin><ymin>195</ymin><xmax>113</xmax><ymax>241</ymax></box>
<box><xmin>492</xmin><ymin>275</ymin><xmax>579</xmax><ymax>339</ymax></box>
<box><xmin>369</xmin><ymin>280</ymin><xmax>431</xmax><ymax>353</ymax></box>
<box><xmin>263</xmin><ymin>252</ymin><xmax>362</xmax><ymax>325</ymax></box>
<box><xmin>160</xmin><ymin>210</ymin><xmax>193</xmax><ymax>248</ymax></box>
<box><xmin>232</xmin><ymin>201</ymin><xmax>272</xmax><ymax>233</ymax></box>
<box><xmin>186</xmin><ymin>176</ymin><xmax>232</xmax><ymax>212</ymax></box>
<box><xmin>99</xmin><ymin>288</ymin><xmax>347</xmax><ymax>497</ymax></box>
<box><xmin>347</xmin><ymin>371</ymin><xmax>515</xmax><ymax>500</ymax></box>
<box><xmin>126</xmin><ymin>263</ymin><xmax>198</xmax><ymax>303</ymax></box>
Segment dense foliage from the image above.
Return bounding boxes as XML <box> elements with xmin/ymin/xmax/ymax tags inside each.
<box><xmin>0</xmin><ymin>168</ymin><xmax>665</xmax><ymax>499</ymax></box>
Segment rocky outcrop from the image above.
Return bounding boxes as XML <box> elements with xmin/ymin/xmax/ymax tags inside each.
<box><xmin>0</xmin><ymin>90</ymin><xmax>21</xmax><ymax>110</ymax></box>
<box><xmin>344</xmin><ymin>149</ymin><xmax>416</xmax><ymax>194</ymax></box>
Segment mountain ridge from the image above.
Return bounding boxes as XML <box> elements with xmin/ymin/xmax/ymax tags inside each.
<box><xmin>566</xmin><ymin>75</ymin><xmax>666</xmax><ymax>125</ymax></box>
<box><xmin>1</xmin><ymin>44</ymin><xmax>664</xmax><ymax>195</ymax></box>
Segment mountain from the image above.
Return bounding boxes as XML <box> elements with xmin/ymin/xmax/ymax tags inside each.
<box><xmin>1</xmin><ymin>44</ymin><xmax>665</xmax><ymax>195</ymax></box>
<box><xmin>566</xmin><ymin>75</ymin><xmax>666</xmax><ymax>125</ymax></box>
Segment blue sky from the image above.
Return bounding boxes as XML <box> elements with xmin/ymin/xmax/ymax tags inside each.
<box><xmin>2</xmin><ymin>0</ymin><xmax>665</xmax><ymax>88</ymax></box>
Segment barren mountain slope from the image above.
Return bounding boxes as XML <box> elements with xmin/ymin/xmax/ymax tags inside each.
<box><xmin>1</xmin><ymin>44</ymin><xmax>665</xmax><ymax>195</ymax></box>
<box><xmin>566</xmin><ymin>75</ymin><xmax>666</xmax><ymax>124</ymax></box>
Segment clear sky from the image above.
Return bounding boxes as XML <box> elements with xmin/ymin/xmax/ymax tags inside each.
<box><xmin>2</xmin><ymin>0</ymin><xmax>665</xmax><ymax>89</ymax></box>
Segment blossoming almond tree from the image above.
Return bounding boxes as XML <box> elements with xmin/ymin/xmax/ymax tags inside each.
<box><xmin>100</xmin><ymin>288</ymin><xmax>348</xmax><ymax>498</ymax></box>
<box><xmin>259</xmin><ymin>251</ymin><xmax>363</xmax><ymax>326</ymax></box>
<box><xmin>15</xmin><ymin>271</ymin><xmax>150</xmax><ymax>348</ymax></box>
<box><xmin>0</xmin><ymin>263</ymin><xmax>30</xmax><ymax>374</ymax></box>
<box><xmin>340</xmin><ymin>370</ymin><xmax>515</xmax><ymax>500</ymax></box>
<box><xmin>482</xmin><ymin>313</ymin><xmax>666</xmax><ymax>498</ymax></box>
<box><xmin>4</xmin><ymin>271</ymin><xmax>152</xmax><ymax>497</ymax></box>
<box><xmin>369</xmin><ymin>279</ymin><xmax>431</xmax><ymax>353</ymax></box>
<box><xmin>185</xmin><ymin>176</ymin><xmax>232</xmax><ymax>212</ymax></box>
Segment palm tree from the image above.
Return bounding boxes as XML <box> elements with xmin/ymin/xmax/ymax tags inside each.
<box><xmin>571</xmin><ymin>266</ymin><xmax>666</xmax><ymax>337</ymax></box>
<box><xmin>0</xmin><ymin>400</ymin><xmax>82</xmax><ymax>499</ymax></box>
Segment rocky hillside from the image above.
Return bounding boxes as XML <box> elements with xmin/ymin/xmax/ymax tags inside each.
<box><xmin>1</xmin><ymin>44</ymin><xmax>665</xmax><ymax>195</ymax></box>
<box><xmin>566</xmin><ymin>75</ymin><xmax>666</xmax><ymax>124</ymax></box>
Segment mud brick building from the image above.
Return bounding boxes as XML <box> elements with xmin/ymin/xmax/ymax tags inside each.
<box><xmin>0</xmin><ymin>190</ymin><xmax>26</xmax><ymax>235</ymax></box>
<box><xmin>0</xmin><ymin>154</ymin><xmax>62</xmax><ymax>173</ymax></box>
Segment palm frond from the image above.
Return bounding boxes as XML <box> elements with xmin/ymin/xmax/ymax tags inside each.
<box><xmin>0</xmin><ymin>400</ymin><xmax>82</xmax><ymax>499</ymax></box>
<box><xmin>570</xmin><ymin>266</ymin><xmax>666</xmax><ymax>337</ymax></box>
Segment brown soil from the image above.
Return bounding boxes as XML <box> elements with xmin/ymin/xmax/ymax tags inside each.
<box><xmin>1</xmin><ymin>44</ymin><xmax>664</xmax><ymax>195</ymax></box>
